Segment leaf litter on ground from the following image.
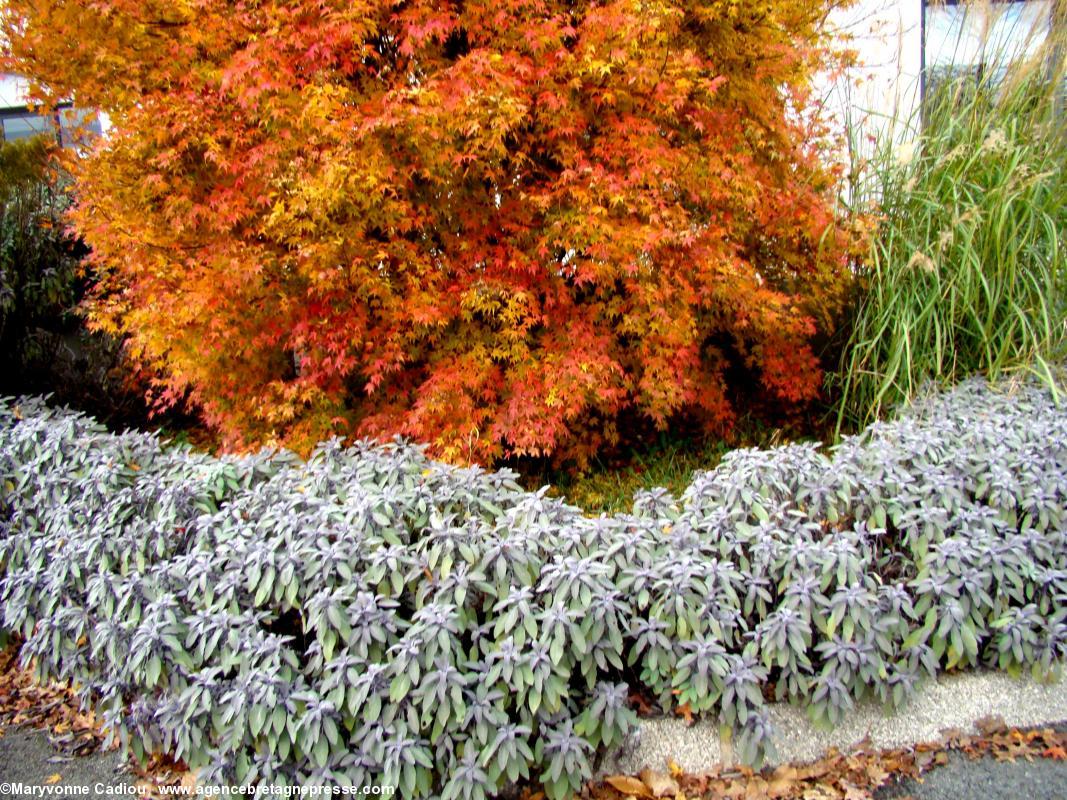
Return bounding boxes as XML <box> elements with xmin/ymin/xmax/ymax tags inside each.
<box><xmin>0</xmin><ymin>644</ymin><xmax>107</xmax><ymax>757</ymax></box>
<box><xmin>589</xmin><ymin>714</ymin><xmax>1067</xmax><ymax>800</ymax></box>
<box><xmin>0</xmin><ymin>644</ymin><xmax>195</xmax><ymax>796</ymax></box>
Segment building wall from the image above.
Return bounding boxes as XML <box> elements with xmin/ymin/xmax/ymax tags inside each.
<box><xmin>824</xmin><ymin>0</ymin><xmax>924</xmax><ymax>135</ymax></box>
<box><xmin>0</xmin><ymin>73</ymin><xmax>30</xmax><ymax>110</ymax></box>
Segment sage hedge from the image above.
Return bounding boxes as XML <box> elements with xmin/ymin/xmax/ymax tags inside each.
<box><xmin>1</xmin><ymin>375</ymin><xmax>1065</xmax><ymax>797</ymax></box>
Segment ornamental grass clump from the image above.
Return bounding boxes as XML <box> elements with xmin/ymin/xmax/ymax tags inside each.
<box><xmin>835</xmin><ymin>25</ymin><xmax>1067</xmax><ymax>431</ymax></box>
<box><xmin>2</xmin><ymin>375</ymin><xmax>1067</xmax><ymax>796</ymax></box>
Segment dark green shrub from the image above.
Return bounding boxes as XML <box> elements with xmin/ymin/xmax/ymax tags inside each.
<box><xmin>0</xmin><ymin>137</ymin><xmax>145</xmax><ymax>422</ymax></box>
<box><xmin>0</xmin><ymin>137</ymin><xmax>76</xmax><ymax>353</ymax></box>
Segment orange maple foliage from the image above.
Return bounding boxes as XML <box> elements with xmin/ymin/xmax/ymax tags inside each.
<box><xmin>2</xmin><ymin>0</ymin><xmax>857</xmax><ymax>462</ymax></box>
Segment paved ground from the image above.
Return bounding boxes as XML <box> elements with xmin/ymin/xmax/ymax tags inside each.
<box><xmin>0</xmin><ymin>727</ymin><xmax>133</xmax><ymax>798</ymax></box>
<box><xmin>875</xmin><ymin>748</ymin><xmax>1067</xmax><ymax>800</ymax></box>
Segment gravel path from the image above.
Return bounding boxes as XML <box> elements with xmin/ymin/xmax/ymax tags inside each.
<box><xmin>603</xmin><ymin>670</ymin><xmax>1067</xmax><ymax>775</ymax></box>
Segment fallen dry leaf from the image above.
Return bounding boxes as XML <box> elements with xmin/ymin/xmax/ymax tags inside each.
<box><xmin>45</xmin><ymin>774</ymin><xmax>61</xmax><ymax>784</ymax></box>
<box><xmin>674</xmin><ymin>703</ymin><xmax>695</xmax><ymax>726</ymax></box>
<box><xmin>801</xmin><ymin>784</ymin><xmax>839</xmax><ymax>800</ymax></box>
<box><xmin>179</xmin><ymin>771</ymin><xmax>199</xmax><ymax>790</ymax></box>
<box><xmin>976</xmin><ymin>715</ymin><xmax>1007</xmax><ymax>735</ymax></box>
<box><xmin>762</xmin><ymin>764</ymin><xmax>796</xmax><ymax>797</ymax></box>
<box><xmin>629</xmin><ymin>691</ymin><xmax>656</xmax><ymax>717</ymax></box>
<box><xmin>605</xmin><ymin>775</ymin><xmax>653</xmax><ymax>798</ymax></box>
<box><xmin>864</xmin><ymin>762</ymin><xmax>889</xmax><ymax>788</ymax></box>
<box><xmin>639</xmin><ymin>768</ymin><xmax>680</xmax><ymax>798</ymax></box>
<box><xmin>743</xmin><ymin>777</ymin><xmax>769</xmax><ymax>799</ymax></box>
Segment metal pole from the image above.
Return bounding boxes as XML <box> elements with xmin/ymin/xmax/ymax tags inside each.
<box><xmin>920</xmin><ymin>0</ymin><xmax>928</xmax><ymax>125</ymax></box>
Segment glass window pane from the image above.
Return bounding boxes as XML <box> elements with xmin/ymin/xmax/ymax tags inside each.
<box><xmin>2</xmin><ymin>112</ymin><xmax>51</xmax><ymax>142</ymax></box>
<box><xmin>926</xmin><ymin>1</ymin><xmax>1051</xmax><ymax>70</ymax></box>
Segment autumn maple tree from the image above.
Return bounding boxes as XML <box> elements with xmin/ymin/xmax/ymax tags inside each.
<box><xmin>2</xmin><ymin>0</ymin><xmax>855</xmax><ymax>462</ymax></box>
